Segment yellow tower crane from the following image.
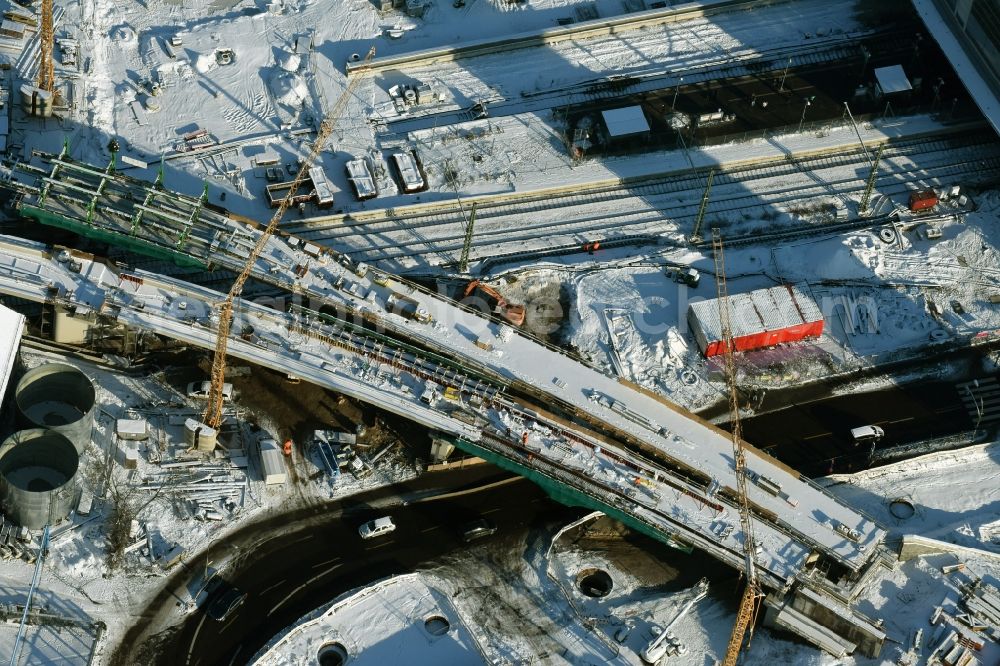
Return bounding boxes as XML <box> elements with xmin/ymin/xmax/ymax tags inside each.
<box><xmin>38</xmin><ymin>0</ymin><xmax>55</xmax><ymax>94</ymax></box>
<box><xmin>202</xmin><ymin>46</ymin><xmax>375</xmax><ymax>429</ymax></box>
<box><xmin>712</xmin><ymin>228</ymin><xmax>764</xmax><ymax>666</ymax></box>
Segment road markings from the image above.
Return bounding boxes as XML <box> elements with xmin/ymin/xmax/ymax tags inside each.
<box><xmin>288</xmin><ymin>534</ymin><xmax>314</xmax><ymax>545</ymax></box>
<box><xmin>261</xmin><ymin>579</ymin><xmax>286</xmax><ymax>595</ymax></box>
<box><xmin>888</xmin><ymin>417</ymin><xmax>915</xmax><ymax>424</ymax></box>
<box><xmin>186</xmin><ymin>614</ymin><xmax>208</xmax><ymax>665</ymax></box>
<box><xmin>227</xmin><ymin>648</ymin><xmax>243</xmax><ymax>666</ymax></box>
<box><xmin>268</xmin><ymin>565</ymin><xmax>343</xmax><ymax>616</ymax></box>
<box><xmin>420</xmin><ymin>525</ymin><xmax>440</xmax><ymax>533</ymax></box>
<box><xmin>802</xmin><ymin>432</ymin><xmax>830</xmax><ymax>440</ymax></box>
<box><xmin>482</xmin><ymin>507</ymin><xmax>503</xmax><ymax>515</ymax></box>
<box><xmin>366</xmin><ymin>540</ymin><xmax>394</xmax><ymax>550</ymax></box>
<box><xmin>311</xmin><ymin>557</ymin><xmax>342</xmax><ymax>569</ymax></box>
<box><xmin>221</xmin><ymin>615</ymin><xmax>239</xmax><ymax>634</ymax></box>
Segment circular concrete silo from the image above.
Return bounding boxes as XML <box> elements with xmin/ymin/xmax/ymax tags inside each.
<box><xmin>15</xmin><ymin>363</ymin><xmax>96</xmax><ymax>454</ymax></box>
<box><xmin>0</xmin><ymin>429</ymin><xmax>80</xmax><ymax>528</ymax></box>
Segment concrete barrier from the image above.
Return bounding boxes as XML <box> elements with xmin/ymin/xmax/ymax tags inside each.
<box><xmin>899</xmin><ymin>534</ymin><xmax>1000</xmax><ymax>563</ymax></box>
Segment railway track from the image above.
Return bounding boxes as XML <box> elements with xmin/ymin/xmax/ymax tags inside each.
<box><xmin>284</xmin><ymin>129</ymin><xmax>1000</xmax><ymax>270</ymax></box>
<box><xmin>384</xmin><ymin>27</ymin><xmax>904</xmax><ymax>137</ymax></box>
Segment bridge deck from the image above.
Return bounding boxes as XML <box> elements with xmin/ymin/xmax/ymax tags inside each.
<box><xmin>7</xmin><ymin>154</ymin><xmax>886</xmax><ymax>581</ymax></box>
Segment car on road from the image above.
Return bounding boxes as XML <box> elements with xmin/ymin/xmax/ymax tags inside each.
<box><xmin>460</xmin><ymin>518</ymin><xmax>497</xmax><ymax>543</ymax></box>
<box><xmin>359</xmin><ymin>516</ymin><xmax>395</xmax><ymax>539</ymax></box>
<box><xmin>186</xmin><ymin>381</ymin><xmax>234</xmax><ymax>402</ymax></box>
<box><xmin>850</xmin><ymin>425</ymin><xmax>884</xmax><ymax>446</ymax></box>
<box><xmin>204</xmin><ymin>578</ymin><xmax>247</xmax><ymax>622</ymax></box>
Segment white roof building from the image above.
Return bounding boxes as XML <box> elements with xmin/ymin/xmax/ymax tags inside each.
<box><xmin>601</xmin><ymin>105</ymin><xmax>650</xmax><ymax>139</ymax></box>
<box><xmin>873</xmin><ymin>65</ymin><xmax>912</xmax><ymax>96</ymax></box>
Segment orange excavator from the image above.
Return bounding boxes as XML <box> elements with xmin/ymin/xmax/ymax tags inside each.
<box><xmin>463</xmin><ymin>280</ymin><xmax>526</xmax><ymax>326</ymax></box>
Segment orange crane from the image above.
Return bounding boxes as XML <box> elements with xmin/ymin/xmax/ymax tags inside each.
<box><xmin>38</xmin><ymin>0</ymin><xmax>55</xmax><ymax>95</ymax></box>
<box><xmin>202</xmin><ymin>46</ymin><xmax>375</xmax><ymax>429</ymax></box>
<box><xmin>712</xmin><ymin>227</ymin><xmax>763</xmax><ymax>666</ymax></box>
<box><xmin>462</xmin><ymin>279</ymin><xmax>526</xmax><ymax>327</ymax></box>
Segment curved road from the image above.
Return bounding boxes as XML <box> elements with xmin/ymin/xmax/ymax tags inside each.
<box><xmin>117</xmin><ymin>375</ymin><xmax>989</xmax><ymax>664</ymax></box>
<box><xmin>116</xmin><ymin>467</ymin><xmax>579</xmax><ymax>666</ymax></box>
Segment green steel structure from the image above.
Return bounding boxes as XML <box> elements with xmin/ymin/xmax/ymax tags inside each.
<box><xmin>15</xmin><ymin>143</ymin><xmax>223</xmax><ymax>270</ymax></box>
<box><xmin>448</xmin><ymin>435</ymin><xmax>693</xmax><ymax>554</ymax></box>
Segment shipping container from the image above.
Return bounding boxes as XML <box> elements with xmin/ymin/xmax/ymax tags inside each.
<box><xmin>908</xmin><ymin>189</ymin><xmax>938</xmax><ymax>212</ymax></box>
<box><xmin>391</xmin><ymin>150</ymin><xmax>426</xmax><ymax>193</ymax></box>
<box><xmin>687</xmin><ymin>284</ymin><xmax>824</xmax><ymax>357</ymax></box>
<box><xmin>257</xmin><ymin>438</ymin><xmax>288</xmax><ymax>485</ymax></box>
<box><xmin>345</xmin><ymin>158</ymin><xmax>377</xmax><ymax>200</ymax></box>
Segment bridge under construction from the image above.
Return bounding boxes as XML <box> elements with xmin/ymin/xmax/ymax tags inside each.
<box><xmin>0</xmin><ymin>150</ymin><xmax>895</xmax><ymax>658</ymax></box>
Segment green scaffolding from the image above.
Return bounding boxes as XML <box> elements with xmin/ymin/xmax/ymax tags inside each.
<box><xmin>447</xmin><ymin>436</ymin><xmax>694</xmax><ymax>554</ymax></box>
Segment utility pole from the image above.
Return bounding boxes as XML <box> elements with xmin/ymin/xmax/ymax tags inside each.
<box><xmin>778</xmin><ymin>57</ymin><xmax>792</xmax><ymax>92</ymax></box>
<box><xmin>10</xmin><ymin>526</ymin><xmax>50</xmax><ymax>666</ymax></box>
<box><xmin>671</xmin><ymin>76</ymin><xmax>684</xmax><ymax>110</ymax></box>
<box><xmin>459</xmin><ymin>202</ymin><xmax>477</xmax><ymax>273</ymax></box>
<box><xmin>690</xmin><ymin>169</ymin><xmax>715</xmax><ymax>243</ymax></box>
<box><xmin>107</xmin><ymin>138</ymin><xmax>120</xmax><ymax>173</ymax></box>
<box><xmin>797</xmin><ymin>96</ymin><xmax>815</xmax><ymax>133</ymax></box>
<box><xmin>858</xmin><ymin>144</ymin><xmax>884</xmax><ymax>214</ymax></box>
<box><xmin>843</xmin><ymin>102</ymin><xmax>872</xmax><ymax>165</ymax></box>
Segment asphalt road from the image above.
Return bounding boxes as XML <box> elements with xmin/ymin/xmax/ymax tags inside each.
<box><xmin>139</xmin><ymin>468</ymin><xmax>579</xmax><ymax>666</ymax></box>
<box><xmin>741</xmin><ymin>378</ymin><xmax>973</xmax><ymax>475</ymax></box>
<box><xmin>119</xmin><ymin>378</ymin><xmax>983</xmax><ymax>665</ymax></box>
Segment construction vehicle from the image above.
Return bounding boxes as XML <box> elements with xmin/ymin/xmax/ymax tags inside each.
<box><xmin>712</xmin><ymin>228</ymin><xmax>763</xmax><ymax>666</ymax></box>
<box><xmin>462</xmin><ymin>280</ymin><xmax>526</xmax><ymax>327</ymax></box>
<box><xmin>671</xmin><ymin>266</ymin><xmax>700</xmax><ymax>288</ymax></box>
<box><xmin>201</xmin><ymin>46</ymin><xmax>375</xmax><ymax>430</ymax></box>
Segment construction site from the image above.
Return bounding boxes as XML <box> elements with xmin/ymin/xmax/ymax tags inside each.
<box><xmin>0</xmin><ymin>0</ymin><xmax>992</xmax><ymax>664</ymax></box>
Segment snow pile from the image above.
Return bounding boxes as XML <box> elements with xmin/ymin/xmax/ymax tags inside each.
<box><xmin>270</xmin><ymin>70</ymin><xmax>308</xmax><ymax>108</ymax></box>
<box><xmin>194</xmin><ymin>52</ymin><xmax>217</xmax><ymax>74</ymax></box>
<box><xmin>276</xmin><ymin>50</ymin><xmax>301</xmax><ymax>72</ymax></box>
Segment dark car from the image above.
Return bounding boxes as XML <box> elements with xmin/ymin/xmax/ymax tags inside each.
<box><xmin>205</xmin><ymin>579</ymin><xmax>247</xmax><ymax>621</ymax></box>
<box><xmin>461</xmin><ymin>518</ymin><xmax>497</xmax><ymax>543</ymax></box>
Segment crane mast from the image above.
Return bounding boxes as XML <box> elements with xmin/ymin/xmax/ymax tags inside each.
<box><xmin>712</xmin><ymin>228</ymin><xmax>763</xmax><ymax>666</ymax></box>
<box><xmin>202</xmin><ymin>47</ymin><xmax>375</xmax><ymax>428</ymax></box>
<box><xmin>38</xmin><ymin>0</ymin><xmax>55</xmax><ymax>94</ymax></box>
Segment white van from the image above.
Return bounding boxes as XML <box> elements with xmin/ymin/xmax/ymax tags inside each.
<box><xmin>850</xmin><ymin>425</ymin><xmax>884</xmax><ymax>445</ymax></box>
<box><xmin>358</xmin><ymin>516</ymin><xmax>396</xmax><ymax>539</ymax></box>
<box><xmin>186</xmin><ymin>381</ymin><xmax>234</xmax><ymax>402</ymax></box>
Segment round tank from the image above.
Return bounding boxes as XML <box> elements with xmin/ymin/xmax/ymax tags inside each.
<box><xmin>0</xmin><ymin>429</ymin><xmax>80</xmax><ymax>529</ymax></box>
<box><xmin>15</xmin><ymin>363</ymin><xmax>96</xmax><ymax>454</ymax></box>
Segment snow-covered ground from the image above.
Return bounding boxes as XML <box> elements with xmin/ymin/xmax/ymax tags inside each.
<box><xmin>537</xmin><ymin>190</ymin><xmax>1000</xmax><ymax>413</ymax></box>
<box><xmin>259</xmin><ymin>438</ymin><xmax>1000</xmax><ymax>665</ymax></box>
<box><xmin>251</xmin><ymin>573</ymin><xmax>484</xmax><ymax>666</ymax></box>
